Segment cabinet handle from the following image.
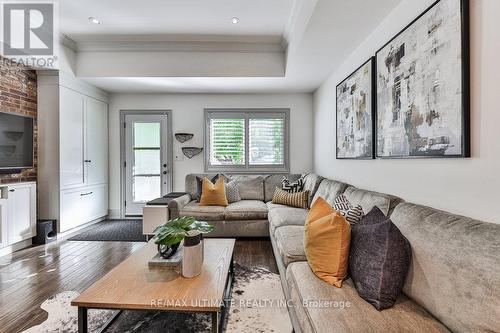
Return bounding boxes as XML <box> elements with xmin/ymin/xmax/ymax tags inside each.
<box><xmin>80</xmin><ymin>192</ymin><xmax>93</xmax><ymax>196</ymax></box>
<box><xmin>84</xmin><ymin>160</ymin><xmax>92</xmax><ymax>163</ymax></box>
<box><xmin>9</xmin><ymin>189</ymin><xmax>14</xmax><ymax>192</ymax></box>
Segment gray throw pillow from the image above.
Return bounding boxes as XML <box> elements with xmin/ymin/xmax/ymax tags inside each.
<box><xmin>225</xmin><ymin>180</ymin><xmax>241</xmax><ymax>204</ymax></box>
<box><xmin>195</xmin><ymin>174</ymin><xmax>219</xmax><ymax>202</ymax></box>
<box><xmin>349</xmin><ymin>207</ymin><xmax>411</xmax><ymax>310</ymax></box>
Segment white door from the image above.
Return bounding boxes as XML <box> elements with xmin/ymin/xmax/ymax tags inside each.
<box><xmin>124</xmin><ymin>114</ymin><xmax>171</xmax><ymax>216</ymax></box>
<box><xmin>85</xmin><ymin>97</ymin><xmax>108</xmax><ymax>186</ymax></box>
<box><xmin>7</xmin><ymin>183</ymin><xmax>36</xmax><ymax>244</ymax></box>
<box><xmin>59</xmin><ymin>86</ymin><xmax>85</xmax><ymax>189</ymax></box>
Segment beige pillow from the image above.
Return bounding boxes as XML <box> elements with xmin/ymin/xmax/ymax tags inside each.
<box><xmin>272</xmin><ymin>187</ymin><xmax>310</xmax><ymax>209</ymax></box>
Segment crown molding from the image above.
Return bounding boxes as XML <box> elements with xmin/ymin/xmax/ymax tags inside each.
<box><xmin>65</xmin><ymin>34</ymin><xmax>285</xmax><ymax>53</ymax></box>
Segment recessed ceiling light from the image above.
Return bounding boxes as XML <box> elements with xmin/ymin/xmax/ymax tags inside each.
<box><xmin>88</xmin><ymin>16</ymin><xmax>100</xmax><ymax>24</ymax></box>
<box><xmin>231</xmin><ymin>17</ymin><xmax>240</xmax><ymax>24</ymax></box>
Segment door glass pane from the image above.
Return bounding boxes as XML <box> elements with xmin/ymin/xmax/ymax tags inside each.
<box><xmin>132</xmin><ymin>122</ymin><xmax>161</xmax><ymax>203</ymax></box>
<box><xmin>133</xmin><ymin>176</ymin><xmax>160</xmax><ymax>203</ymax></box>
<box><xmin>134</xmin><ymin>123</ymin><xmax>160</xmax><ymax>148</ymax></box>
<box><xmin>134</xmin><ymin>149</ymin><xmax>160</xmax><ymax>175</ymax></box>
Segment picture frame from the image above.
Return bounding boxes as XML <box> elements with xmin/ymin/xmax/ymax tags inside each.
<box><xmin>375</xmin><ymin>0</ymin><xmax>470</xmax><ymax>159</ymax></box>
<box><xmin>336</xmin><ymin>57</ymin><xmax>375</xmax><ymax>160</ymax></box>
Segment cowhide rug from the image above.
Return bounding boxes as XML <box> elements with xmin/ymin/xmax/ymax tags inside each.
<box><xmin>23</xmin><ymin>264</ymin><xmax>293</xmax><ymax>333</ymax></box>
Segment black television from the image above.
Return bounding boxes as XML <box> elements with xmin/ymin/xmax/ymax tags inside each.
<box><xmin>0</xmin><ymin>111</ymin><xmax>34</xmax><ymax>170</ymax></box>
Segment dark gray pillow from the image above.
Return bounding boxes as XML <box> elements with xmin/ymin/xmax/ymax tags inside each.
<box><xmin>195</xmin><ymin>174</ymin><xmax>219</xmax><ymax>201</ymax></box>
<box><xmin>357</xmin><ymin>206</ymin><xmax>386</xmax><ymax>225</ymax></box>
<box><xmin>349</xmin><ymin>207</ymin><xmax>411</xmax><ymax>310</ymax></box>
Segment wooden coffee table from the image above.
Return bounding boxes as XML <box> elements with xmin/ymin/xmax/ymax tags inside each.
<box><xmin>72</xmin><ymin>238</ymin><xmax>235</xmax><ymax>333</ymax></box>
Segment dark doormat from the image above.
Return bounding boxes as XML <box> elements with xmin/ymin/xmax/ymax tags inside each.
<box><xmin>68</xmin><ymin>220</ymin><xmax>147</xmax><ymax>242</ymax></box>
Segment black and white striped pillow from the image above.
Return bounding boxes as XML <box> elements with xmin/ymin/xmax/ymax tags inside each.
<box><xmin>282</xmin><ymin>176</ymin><xmax>304</xmax><ymax>193</ymax></box>
<box><xmin>333</xmin><ymin>195</ymin><xmax>364</xmax><ymax>225</ymax></box>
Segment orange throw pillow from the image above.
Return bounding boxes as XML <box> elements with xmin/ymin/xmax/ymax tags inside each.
<box><xmin>304</xmin><ymin>196</ymin><xmax>351</xmax><ymax>287</ymax></box>
<box><xmin>199</xmin><ymin>177</ymin><xmax>228</xmax><ymax>207</ymax></box>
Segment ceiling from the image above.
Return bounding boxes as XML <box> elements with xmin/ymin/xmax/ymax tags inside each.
<box><xmin>58</xmin><ymin>0</ymin><xmax>402</xmax><ymax>93</ymax></box>
<box><xmin>60</xmin><ymin>0</ymin><xmax>293</xmax><ymax>39</ymax></box>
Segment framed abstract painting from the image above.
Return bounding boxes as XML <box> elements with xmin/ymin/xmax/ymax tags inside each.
<box><xmin>376</xmin><ymin>0</ymin><xmax>470</xmax><ymax>158</ymax></box>
<box><xmin>336</xmin><ymin>58</ymin><xmax>375</xmax><ymax>159</ymax></box>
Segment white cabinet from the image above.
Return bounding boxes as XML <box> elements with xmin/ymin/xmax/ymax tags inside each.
<box><xmin>38</xmin><ymin>72</ymin><xmax>109</xmax><ymax>233</ymax></box>
<box><xmin>6</xmin><ymin>183</ymin><xmax>36</xmax><ymax>244</ymax></box>
<box><xmin>85</xmin><ymin>98</ymin><xmax>108</xmax><ymax>186</ymax></box>
<box><xmin>60</xmin><ymin>87</ymin><xmax>108</xmax><ymax>190</ymax></box>
<box><xmin>0</xmin><ymin>182</ymin><xmax>36</xmax><ymax>248</ymax></box>
<box><xmin>60</xmin><ymin>86</ymin><xmax>85</xmax><ymax>189</ymax></box>
<box><xmin>60</xmin><ymin>184</ymin><xmax>107</xmax><ymax>233</ymax></box>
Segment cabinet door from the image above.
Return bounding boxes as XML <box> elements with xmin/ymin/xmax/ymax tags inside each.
<box><xmin>60</xmin><ymin>86</ymin><xmax>85</xmax><ymax>189</ymax></box>
<box><xmin>60</xmin><ymin>188</ymin><xmax>84</xmax><ymax>232</ymax></box>
<box><xmin>60</xmin><ymin>185</ymin><xmax>107</xmax><ymax>232</ymax></box>
<box><xmin>85</xmin><ymin>97</ymin><xmax>108</xmax><ymax>186</ymax></box>
<box><xmin>7</xmin><ymin>184</ymin><xmax>36</xmax><ymax>244</ymax></box>
<box><xmin>84</xmin><ymin>184</ymin><xmax>108</xmax><ymax>221</ymax></box>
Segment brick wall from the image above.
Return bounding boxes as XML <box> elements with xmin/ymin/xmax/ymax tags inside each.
<box><xmin>0</xmin><ymin>57</ymin><xmax>37</xmax><ymax>183</ymax></box>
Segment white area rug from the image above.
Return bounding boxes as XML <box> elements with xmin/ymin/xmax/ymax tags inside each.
<box><xmin>23</xmin><ymin>264</ymin><xmax>293</xmax><ymax>333</ymax></box>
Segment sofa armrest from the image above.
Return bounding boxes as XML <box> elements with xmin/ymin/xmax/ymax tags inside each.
<box><xmin>168</xmin><ymin>194</ymin><xmax>192</xmax><ymax>219</ymax></box>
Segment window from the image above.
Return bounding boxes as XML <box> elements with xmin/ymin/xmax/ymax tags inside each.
<box><xmin>205</xmin><ymin>109</ymin><xmax>289</xmax><ymax>172</ymax></box>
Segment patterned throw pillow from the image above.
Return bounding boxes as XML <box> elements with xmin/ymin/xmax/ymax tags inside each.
<box><xmin>272</xmin><ymin>187</ymin><xmax>310</xmax><ymax>209</ymax></box>
<box><xmin>282</xmin><ymin>176</ymin><xmax>304</xmax><ymax>193</ymax></box>
<box><xmin>333</xmin><ymin>195</ymin><xmax>364</xmax><ymax>225</ymax></box>
<box><xmin>225</xmin><ymin>180</ymin><xmax>241</xmax><ymax>204</ymax></box>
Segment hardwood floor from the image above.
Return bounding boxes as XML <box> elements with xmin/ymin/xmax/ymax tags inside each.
<box><xmin>0</xmin><ymin>238</ymin><xmax>277</xmax><ymax>332</ymax></box>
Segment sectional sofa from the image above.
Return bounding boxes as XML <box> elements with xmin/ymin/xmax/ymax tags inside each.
<box><xmin>169</xmin><ymin>173</ymin><xmax>500</xmax><ymax>333</ymax></box>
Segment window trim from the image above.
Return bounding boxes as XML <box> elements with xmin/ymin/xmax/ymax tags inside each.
<box><xmin>204</xmin><ymin>108</ymin><xmax>290</xmax><ymax>173</ymax></box>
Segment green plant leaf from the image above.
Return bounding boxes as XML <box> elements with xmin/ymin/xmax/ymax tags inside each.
<box><xmin>189</xmin><ymin>221</ymin><xmax>215</xmax><ymax>233</ymax></box>
<box><xmin>152</xmin><ymin>216</ymin><xmax>212</xmax><ymax>246</ymax></box>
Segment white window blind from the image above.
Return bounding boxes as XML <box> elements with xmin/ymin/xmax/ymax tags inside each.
<box><xmin>249</xmin><ymin>118</ymin><xmax>284</xmax><ymax>165</ymax></box>
<box><xmin>209</xmin><ymin>118</ymin><xmax>245</xmax><ymax>166</ymax></box>
<box><xmin>205</xmin><ymin>110</ymin><xmax>289</xmax><ymax>172</ymax></box>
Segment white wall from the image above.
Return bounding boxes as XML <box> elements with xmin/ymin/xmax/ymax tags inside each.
<box><xmin>313</xmin><ymin>0</ymin><xmax>500</xmax><ymax>223</ymax></box>
<box><xmin>109</xmin><ymin>93</ymin><xmax>313</xmax><ymax>215</ymax></box>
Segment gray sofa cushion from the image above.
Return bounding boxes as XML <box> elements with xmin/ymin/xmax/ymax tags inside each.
<box><xmin>286</xmin><ymin>262</ymin><xmax>449</xmax><ymax>333</ymax></box>
<box><xmin>178</xmin><ymin>201</ymin><xmax>225</xmax><ymax>221</ymax></box>
<box><xmin>264</xmin><ymin>174</ymin><xmax>301</xmax><ymax>202</ymax></box>
<box><xmin>230</xmin><ymin>175</ymin><xmax>265</xmax><ymax>201</ymax></box>
<box><xmin>274</xmin><ymin>226</ymin><xmax>306</xmax><ymax>266</ymax></box>
<box><xmin>302</xmin><ymin>173</ymin><xmax>324</xmax><ymax>201</ymax></box>
<box><xmin>225</xmin><ymin>200</ymin><xmax>268</xmax><ymax>220</ymax></box>
<box><xmin>391</xmin><ymin>203</ymin><xmax>500</xmax><ymax>333</ymax></box>
<box><xmin>203</xmin><ymin>219</ymin><xmax>269</xmax><ymax>238</ymax></box>
<box><xmin>267</xmin><ymin>202</ymin><xmax>308</xmax><ymax>234</ymax></box>
<box><xmin>344</xmin><ymin>186</ymin><xmax>403</xmax><ymax>217</ymax></box>
<box><xmin>311</xmin><ymin>178</ymin><xmax>349</xmax><ymax>206</ymax></box>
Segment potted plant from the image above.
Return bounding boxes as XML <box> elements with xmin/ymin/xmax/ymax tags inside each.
<box><xmin>153</xmin><ymin>216</ymin><xmax>214</xmax><ymax>259</ymax></box>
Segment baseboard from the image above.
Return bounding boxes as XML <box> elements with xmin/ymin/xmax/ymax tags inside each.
<box><xmin>0</xmin><ymin>239</ymin><xmax>32</xmax><ymax>258</ymax></box>
<box><xmin>108</xmin><ymin>209</ymin><xmax>121</xmax><ymax>219</ymax></box>
<box><xmin>56</xmin><ymin>216</ymin><xmax>107</xmax><ymax>240</ymax></box>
